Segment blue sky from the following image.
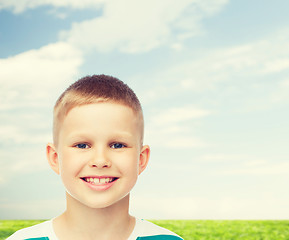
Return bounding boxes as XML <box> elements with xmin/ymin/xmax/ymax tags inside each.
<box><xmin>1</xmin><ymin>0</ymin><xmax>289</xmax><ymax>220</ymax></box>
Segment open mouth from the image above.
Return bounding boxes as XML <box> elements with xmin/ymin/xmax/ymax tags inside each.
<box><xmin>81</xmin><ymin>177</ymin><xmax>118</xmax><ymax>185</ymax></box>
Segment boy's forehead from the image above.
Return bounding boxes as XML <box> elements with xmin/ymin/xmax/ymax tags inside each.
<box><xmin>62</xmin><ymin>102</ymin><xmax>143</xmax><ymax>131</ymax></box>
<box><xmin>54</xmin><ymin>101</ymin><xmax>144</xmax><ymax>145</ymax></box>
<box><xmin>66</xmin><ymin>101</ymin><xmax>139</xmax><ymax>117</ymax></box>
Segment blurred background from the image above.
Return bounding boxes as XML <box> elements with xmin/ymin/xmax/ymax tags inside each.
<box><xmin>0</xmin><ymin>0</ymin><xmax>289</xmax><ymax>220</ymax></box>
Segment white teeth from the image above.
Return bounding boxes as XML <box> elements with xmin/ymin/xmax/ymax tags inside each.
<box><xmin>85</xmin><ymin>177</ymin><xmax>114</xmax><ymax>185</ymax></box>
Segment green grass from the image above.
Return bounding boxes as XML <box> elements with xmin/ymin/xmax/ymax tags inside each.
<box><xmin>0</xmin><ymin>220</ymin><xmax>44</xmax><ymax>240</ymax></box>
<box><xmin>150</xmin><ymin>220</ymin><xmax>289</xmax><ymax>240</ymax></box>
<box><xmin>1</xmin><ymin>220</ymin><xmax>289</xmax><ymax>240</ymax></box>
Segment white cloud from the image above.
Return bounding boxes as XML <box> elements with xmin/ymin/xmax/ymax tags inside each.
<box><xmin>151</xmin><ymin>106</ymin><xmax>210</xmax><ymax>126</ymax></box>
<box><xmin>199</xmin><ymin>153</ymin><xmax>289</xmax><ymax>176</ymax></box>
<box><xmin>1</xmin><ymin>0</ymin><xmax>229</xmax><ymax>53</ymax></box>
<box><xmin>131</xmin><ymin>194</ymin><xmax>289</xmax><ymax>219</ymax></box>
<box><xmin>0</xmin><ymin>0</ymin><xmax>104</xmax><ymax>13</ymax></box>
<box><xmin>270</xmin><ymin>78</ymin><xmax>289</xmax><ymax>104</ymax></box>
<box><xmin>134</xmin><ymin>27</ymin><xmax>289</xmax><ymax>117</ymax></box>
<box><xmin>59</xmin><ymin>0</ymin><xmax>228</xmax><ymax>53</ymax></box>
<box><xmin>144</xmin><ymin>106</ymin><xmax>209</xmax><ymax>149</ymax></box>
<box><xmin>200</xmin><ymin>154</ymin><xmax>247</xmax><ymax>162</ymax></box>
<box><xmin>0</xmin><ymin>147</ymin><xmax>49</xmax><ymax>186</ymax></box>
<box><xmin>0</xmin><ymin>0</ymin><xmax>229</xmax><ymax>16</ymax></box>
<box><xmin>214</xmin><ymin>196</ymin><xmax>289</xmax><ymax>219</ymax></box>
<box><xmin>0</xmin><ymin>124</ymin><xmax>51</xmax><ymax>145</ymax></box>
<box><xmin>219</xmin><ymin>161</ymin><xmax>289</xmax><ymax>176</ymax></box>
<box><xmin>165</xmin><ymin>136</ymin><xmax>205</xmax><ymax>148</ymax></box>
<box><xmin>0</xmin><ymin>198</ymin><xmax>65</xmax><ymax>219</ymax></box>
<box><xmin>262</xmin><ymin>58</ymin><xmax>289</xmax><ymax>74</ymax></box>
<box><xmin>152</xmin><ymin>27</ymin><xmax>289</xmax><ymax>92</ymax></box>
<box><xmin>131</xmin><ymin>195</ymin><xmax>202</xmax><ymax>219</ymax></box>
<box><xmin>199</xmin><ymin>154</ymin><xmax>272</xmax><ymax>165</ymax></box>
<box><xmin>0</xmin><ymin>41</ymin><xmax>83</xmax><ymax>109</ymax></box>
<box><xmin>9</xmin><ymin>151</ymin><xmax>48</xmax><ymax>173</ymax></box>
<box><xmin>0</xmin><ymin>41</ymin><xmax>83</xmax><ymax>185</ymax></box>
<box><xmin>145</xmin><ymin>124</ymin><xmax>205</xmax><ymax>149</ymax></box>
<box><xmin>280</xmin><ymin>79</ymin><xmax>289</xmax><ymax>87</ymax></box>
<box><xmin>0</xmin><ymin>42</ymin><xmax>82</xmax><ymax>86</ymax></box>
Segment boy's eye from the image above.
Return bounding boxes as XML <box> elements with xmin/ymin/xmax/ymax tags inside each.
<box><xmin>75</xmin><ymin>143</ymin><xmax>90</xmax><ymax>149</ymax></box>
<box><xmin>111</xmin><ymin>143</ymin><xmax>126</xmax><ymax>149</ymax></box>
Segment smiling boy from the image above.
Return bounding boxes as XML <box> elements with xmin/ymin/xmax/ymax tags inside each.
<box><xmin>7</xmin><ymin>75</ymin><xmax>183</xmax><ymax>240</ymax></box>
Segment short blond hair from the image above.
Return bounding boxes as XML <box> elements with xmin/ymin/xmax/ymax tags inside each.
<box><xmin>53</xmin><ymin>75</ymin><xmax>143</xmax><ymax>146</ymax></box>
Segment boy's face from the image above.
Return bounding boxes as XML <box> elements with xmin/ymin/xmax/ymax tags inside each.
<box><xmin>47</xmin><ymin>102</ymin><xmax>149</xmax><ymax>209</ymax></box>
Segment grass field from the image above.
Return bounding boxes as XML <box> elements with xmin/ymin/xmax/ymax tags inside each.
<box><xmin>1</xmin><ymin>220</ymin><xmax>289</xmax><ymax>240</ymax></box>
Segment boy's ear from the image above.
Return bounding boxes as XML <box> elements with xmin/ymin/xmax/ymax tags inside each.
<box><xmin>138</xmin><ymin>145</ymin><xmax>150</xmax><ymax>175</ymax></box>
<box><xmin>46</xmin><ymin>143</ymin><xmax>60</xmax><ymax>175</ymax></box>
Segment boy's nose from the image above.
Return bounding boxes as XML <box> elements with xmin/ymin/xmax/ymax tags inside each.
<box><xmin>89</xmin><ymin>149</ymin><xmax>111</xmax><ymax>168</ymax></box>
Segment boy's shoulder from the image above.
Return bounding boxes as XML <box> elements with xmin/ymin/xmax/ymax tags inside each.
<box><xmin>6</xmin><ymin>220</ymin><xmax>56</xmax><ymax>240</ymax></box>
<box><xmin>129</xmin><ymin>218</ymin><xmax>183</xmax><ymax>240</ymax></box>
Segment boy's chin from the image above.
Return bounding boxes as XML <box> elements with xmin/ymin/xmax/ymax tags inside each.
<box><xmin>87</xmin><ymin>200</ymin><xmax>130</xmax><ymax>210</ymax></box>
<box><xmin>68</xmin><ymin>193</ymin><xmax>131</xmax><ymax>210</ymax></box>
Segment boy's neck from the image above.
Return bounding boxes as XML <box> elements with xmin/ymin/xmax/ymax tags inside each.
<box><xmin>53</xmin><ymin>193</ymin><xmax>135</xmax><ymax>240</ymax></box>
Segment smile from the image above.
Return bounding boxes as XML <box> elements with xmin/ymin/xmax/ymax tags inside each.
<box><xmin>81</xmin><ymin>177</ymin><xmax>118</xmax><ymax>185</ymax></box>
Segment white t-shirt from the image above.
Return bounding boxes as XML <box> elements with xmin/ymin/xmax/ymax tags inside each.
<box><xmin>6</xmin><ymin>218</ymin><xmax>183</xmax><ymax>240</ymax></box>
